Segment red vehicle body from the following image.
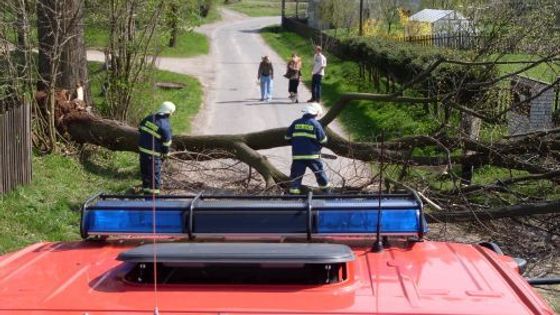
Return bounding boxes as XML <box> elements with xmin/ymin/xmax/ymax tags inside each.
<box><xmin>0</xmin><ymin>194</ymin><xmax>556</xmax><ymax>314</ymax></box>
<box><xmin>0</xmin><ymin>239</ymin><xmax>555</xmax><ymax>315</ymax></box>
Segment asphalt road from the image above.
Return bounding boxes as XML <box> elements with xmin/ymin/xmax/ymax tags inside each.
<box><xmin>88</xmin><ymin>10</ymin><xmax>369</xmax><ymax>188</ymax></box>
<box><xmin>185</xmin><ymin>12</ymin><xmax>368</xmax><ymax>187</ymax></box>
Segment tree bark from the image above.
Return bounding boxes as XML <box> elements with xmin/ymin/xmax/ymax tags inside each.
<box><xmin>37</xmin><ymin>0</ymin><xmax>59</xmax><ymax>84</ymax></box>
<box><xmin>37</xmin><ymin>0</ymin><xmax>91</xmax><ymax>103</ymax></box>
<box><xmin>168</xmin><ymin>3</ymin><xmax>178</xmax><ymax>48</ymax></box>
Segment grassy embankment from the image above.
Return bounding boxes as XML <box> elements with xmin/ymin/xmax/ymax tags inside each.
<box><xmin>261</xmin><ymin>26</ymin><xmax>434</xmax><ymax>142</ymax></box>
<box><xmin>261</xmin><ymin>26</ymin><xmax>560</xmax><ymax>188</ymax></box>
<box><xmin>86</xmin><ymin>27</ymin><xmax>209</xmax><ymax>58</ymax></box>
<box><xmin>496</xmin><ymin>54</ymin><xmax>560</xmax><ymax>84</ymax></box>
<box><xmin>84</xmin><ymin>2</ymin><xmax>221</xmax><ymax>58</ymax></box>
<box><xmin>0</xmin><ymin>64</ymin><xmax>202</xmax><ymax>254</ymax></box>
<box><xmin>225</xmin><ymin>0</ymin><xmax>303</xmax><ymax>17</ymax></box>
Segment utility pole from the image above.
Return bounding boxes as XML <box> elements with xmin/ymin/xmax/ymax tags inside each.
<box><xmin>359</xmin><ymin>0</ymin><xmax>364</xmax><ymax>36</ymax></box>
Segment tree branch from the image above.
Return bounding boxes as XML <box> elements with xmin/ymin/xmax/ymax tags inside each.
<box><xmin>427</xmin><ymin>200</ymin><xmax>560</xmax><ymax>223</ymax></box>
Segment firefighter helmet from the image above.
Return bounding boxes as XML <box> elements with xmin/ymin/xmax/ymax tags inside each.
<box><xmin>302</xmin><ymin>102</ymin><xmax>323</xmax><ymax>116</ymax></box>
<box><xmin>157</xmin><ymin>101</ymin><xmax>176</xmax><ymax>115</ymax></box>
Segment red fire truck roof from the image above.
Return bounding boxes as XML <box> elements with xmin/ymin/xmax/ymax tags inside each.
<box><xmin>0</xmin><ymin>239</ymin><xmax>554</xmax><ymax>315</ymax></box>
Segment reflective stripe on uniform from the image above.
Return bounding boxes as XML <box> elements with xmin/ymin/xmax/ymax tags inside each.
<box><xmin>143</xmin><ymin>188</ymin><xmax>160</xmax><ymax>194</ymax></box>
<box><xmin>144</xmin><ymin>121</ymin><xmax>159</xmax><ymax>132</ymax></box>
<box><xmin>292</xmin><ymin>132</ymin><xmax>317</xmax><ymax>139</ymax></box>
<box><xmin>162</xmin><ymin>140</ymin><xmax>172</xmax><ymax>147</ymax></box>
<box><xmin>289</xmin><ymin>188</ymin><xmax>301</xmax><ymax>194</ymax></box>
<box><xmin>139</xmin><ymin>146</ymin><xmax>162</xmax><ymax>157</ymax></box>
<box><xmin>140</xmin><ymin>126</ymin><xmax>161</xmax><ymax>139</ymax></box>
<box><xmin>284</xmin><ymin>136</ymin><xmax>292</xmax><ymax>140</ymax></box>
<box><xmin>293</xmin><ymin>154</ymin><xmax>321</xmax><ymax>160</ymax></box>
<box><xmin>294</xmin><ymin>124</ymin><xmax>314</xmax><ymax>131</ymax></box>
<box><xmin>320</xmin><ymin>136</ymin><xmax>328</xmax><ymax>144</ymax></box>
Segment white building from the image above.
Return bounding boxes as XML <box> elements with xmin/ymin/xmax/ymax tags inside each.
<box><xmin>406</xmin><ymin>9</ymin><xmax>473</xmax><ymax>36</ymax></box>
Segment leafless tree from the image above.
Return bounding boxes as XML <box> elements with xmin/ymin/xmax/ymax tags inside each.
<box><xmin>101</xmin><ymin>0</ymin><xmax>163</xmax><ymax>122</ymax></box>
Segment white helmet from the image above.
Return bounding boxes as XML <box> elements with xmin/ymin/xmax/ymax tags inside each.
<box><xmin>302</xmin><ymin>102</ymin><xmax>323</xmax><ymax>116</ymax></box>
<box><xmin>157</xmin><ymin>101</ymin><xmax>176</xmax><ymax>115</ymax></box>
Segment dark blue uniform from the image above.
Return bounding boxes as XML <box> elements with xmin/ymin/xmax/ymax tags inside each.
<box><xmin>138</xmin><ymin>113</ymin><xmax>172</xmax><ymax>194</ymax></box>
<box><xmin>285</xmin><ymin>114</ymin><xmax>329</xmax><ymax>194</ymax></box>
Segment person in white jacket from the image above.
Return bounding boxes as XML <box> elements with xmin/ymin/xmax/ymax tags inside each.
<box><xmin>308</xmin><ymin>46</ymin><xmax>326</xmax><ymax>103</ymax></box>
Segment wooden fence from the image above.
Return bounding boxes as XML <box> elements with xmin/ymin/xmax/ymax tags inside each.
<box><xmin>0</xmin><ymin>101</ymin><xmax>32</xmax><ymax>195</ymax></box>
<box><xmin>396</xmin><ymin>33</ymin><xmax>480</xmax><ymax>50</ymax></box>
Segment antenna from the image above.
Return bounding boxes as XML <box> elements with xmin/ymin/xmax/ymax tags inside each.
<box><xmin>373</xmin><ymin>131</ymin><xmax>384</xmax><ymax>252</ymax></box>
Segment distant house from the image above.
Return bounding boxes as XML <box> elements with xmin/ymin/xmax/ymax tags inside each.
<box><xmin>508</xmin><ymin>75</ymin><xmax>560</xmax><ymax>136</ymax></box>
<box><xmin>405</xmin><ymin>9</ymin><xmax>472</xmax><ymax>36</ymax></box>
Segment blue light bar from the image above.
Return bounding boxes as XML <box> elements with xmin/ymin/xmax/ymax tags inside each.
<box><xmin>80</xmin><ymin>193</ymin><xmax>427</xmax><ymax>239</ymax></box>
<box><xmin>317</xmin><ymin>209</ymin><xmax>421</xmax><ymax>233</ymax></box>
<box><xmin>87</xmin><ymin>210</ymin><xmax>183</xmax><ymax>234</ymax></box>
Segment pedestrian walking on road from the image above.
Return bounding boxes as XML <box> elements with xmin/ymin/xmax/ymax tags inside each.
<box><xmin>138</xmin><ymin>101</ymin><xmax>175</xmax><ymax>195</ymax></box>
<box><xmin>285</xmin><ymin>102</ymin><xmax>330</xmax><ymax>194</ymax></box>
<box><xmin>308</xmin><ymin>46</ymin><xmax>327</xmax><ymax>103</ymax></box>
<box><xmin>285</xmin><ymin>53</ymin><xmax>302</xmax><ymax>103</ymax></box>
<box><xmin>257</xmin><ymin>56</ymin><xmax>274</xmax><ymax>102</ymax></box>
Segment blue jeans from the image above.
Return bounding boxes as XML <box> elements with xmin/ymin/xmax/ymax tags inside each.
<box><xmin>289</xmin><ymin>159</ymin><xmax>329</xmax><ymax>194</ymax></box>
<box><xmin>311</xmin><ymin>74</ymin><xmax>323</xmax><ymax>101</ymax></box>
<box><xmin>260</xmin><ymin>75</ymin><xmax>273</xmax><ymax>100</ymax></box>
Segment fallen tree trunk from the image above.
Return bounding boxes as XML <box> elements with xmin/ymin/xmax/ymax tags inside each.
<box><xmin>61</xmin><ymin>91</ymin><xmax>560</xmax><ymax>221</ymax></box>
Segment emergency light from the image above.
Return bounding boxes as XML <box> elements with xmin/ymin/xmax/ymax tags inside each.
<box><xmin>80</xmin><ymin>193</ymin><xmax>427</xmax><ymax>240</ymax></box>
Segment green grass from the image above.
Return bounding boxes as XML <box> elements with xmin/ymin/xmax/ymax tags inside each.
<box><xmin>84</xmin><ymin>25</ymin><xmax>109</xmax><ymax>49</ymax></box>
<box><xmin>151</xmin><ymin>70</ymin><xmax>203</xmax><ymax>132</ymax></box>
<box><xmin>261</xmin><ymin>26</ymin><xmax>435</xmax><ymax>141</ymax></box>
<box><xmin>0</xmin><ymin>152</ymin><xmax>137</xmax><ymax>254</ymax></box>
<box><xmin>159</xmin><ymin>31</ymin><xmax>209</xmax><ymax>58</ymax></box>
<box><xmin>496</xmin><ymin>54</ymin><xmax>560</xmax><ymax>84</ymax></box>
<box><xmin>84</xmin><ymin>3</ymin><xmax>219</xmax><ymax>58</ymax></box>
<box><xmin>203</xmin><ymin>1</ymin><xmax>223</xmax><ymax>23</ymax></box>
<box><xmin>88</xmin><ymin>61</ymin><xmax>203</xmax><ymax>131</ymax></box>
<box><xmin>225</xmin><ymin>0</ymin><xmax>283</xmax><ymax>17</ymax></box>
<box><xmin>85</xmin><ymin>27</ymin><xmax>210</xmax><ymax>58</ymax></box>
<box><xmin>0</xmin><ymin>63</ymin><xmax>203</xmax><ymax>254</ymax></box>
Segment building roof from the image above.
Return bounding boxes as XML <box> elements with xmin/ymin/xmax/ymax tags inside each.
<box><xmin>409</xmin><ymin>9</ymin><xmax>465</xmax><ymax>23</ymax></box>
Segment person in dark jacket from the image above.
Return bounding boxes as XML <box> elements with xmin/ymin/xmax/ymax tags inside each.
<box><xmin>257</xmin><ymin>56</ymin><xmax>274</xmax><ymax>102</ymax></box>
<box><xmin>285</xmin><ymin>102</ymin><xmax>329</xmax><ymax>194</ymax></box>
<box><xmin>138</xmin><ymin>101</ymin><xmax>175</xmax><ymax>195</ymax></box>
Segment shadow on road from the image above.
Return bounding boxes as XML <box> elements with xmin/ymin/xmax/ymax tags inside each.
<box><xmin>245</xmin><ymin>100</ymin><xmax>295</xmax><ymax>106</ymax></box>
<box><xmin>216</xmin><ymin>99</ymin><xmax>260</xmax><ymax>104</ymax></box>
<box><xmin>238</xmin><ymin>29</ymin><xmax>262</xmax><ymax>34</ymax></box>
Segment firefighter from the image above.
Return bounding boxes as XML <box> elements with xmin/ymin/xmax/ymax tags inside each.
<box><xmin>285</xmin><ymin>102</ymin><xmax>330</xmax><ymax>194</ymax></box>
<box><xmin>138</xmin><ymin>101</ymin><xmax>175</xmax><ymax>195</ymax></box>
